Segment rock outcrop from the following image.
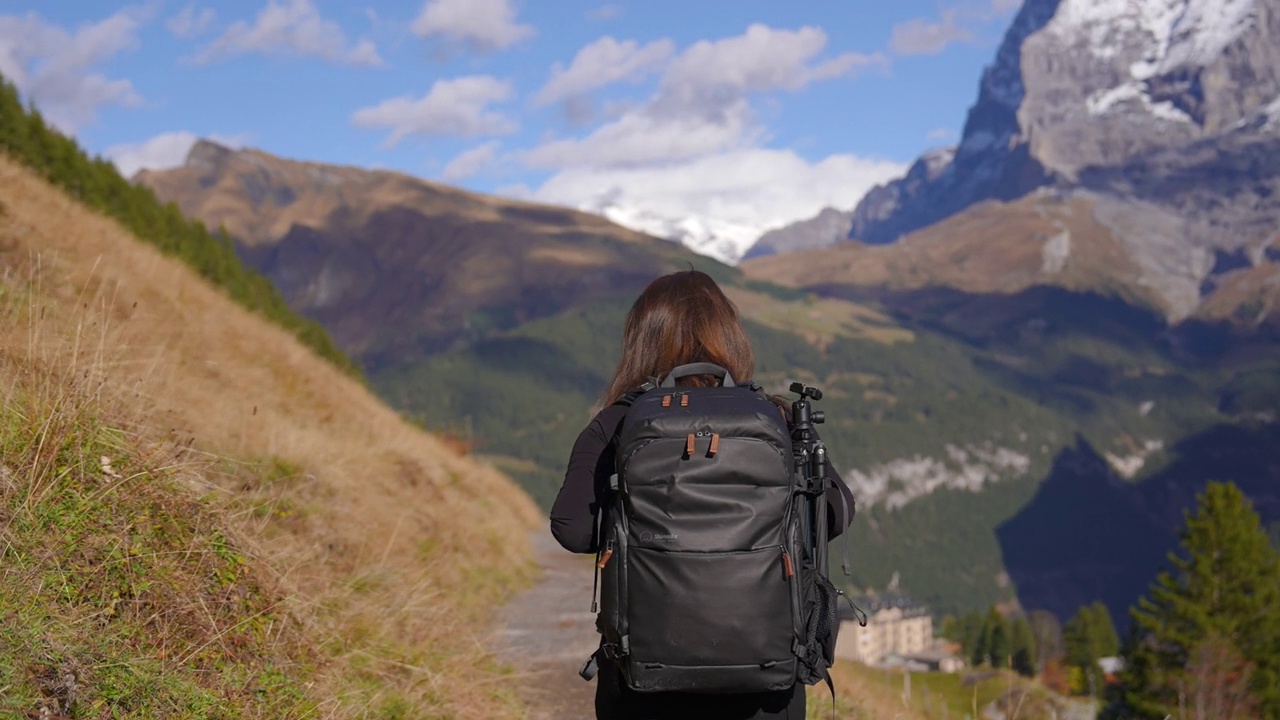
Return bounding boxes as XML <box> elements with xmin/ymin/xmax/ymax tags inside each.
<box><xmin>847</xmin><ymin>0</ymin><xmax>1280</xmax><ymax>319</ymax></box>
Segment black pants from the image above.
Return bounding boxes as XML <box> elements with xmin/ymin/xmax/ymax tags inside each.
<box><xmin>594</xmin><ymin>658</ymin><xmax>806</xmax><ymax>720</ymax></box>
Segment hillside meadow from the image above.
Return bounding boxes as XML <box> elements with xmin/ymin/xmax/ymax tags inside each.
<box><xmin>0</xmin><ymin>154</ymin><xmax>541</xmax><ymax>718</ymax></box>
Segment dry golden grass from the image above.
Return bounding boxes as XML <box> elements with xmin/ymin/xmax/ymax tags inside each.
<box><xmin>741</xmin><ymin>193</ymin><xmax>1166</xmax><ymax>314</ymax></box>
<box><xmin>816</xmin><ymin>663</ymin><xmax>934</xmax><ymax>720</ymax></box>
<box><xmin>1197</xmin><ymin>261</ymin><xmax>1280</xmax><ymax>323</ymax></box>
<box><xmin>726</xmin><ymin>287</ymin><xmax>915</xmax><ymax>349</ymax></box>
<box><xmin>0</xmin><ymin>154</ymin><xmax>541</xmax><ymax>718</ymax></box>
<box><xmin>822</xmin><ymin>663</ymin><xmax>1071</xmax><ymax>720</ymax></box>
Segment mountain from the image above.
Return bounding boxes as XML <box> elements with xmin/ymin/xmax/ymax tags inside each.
<box><xmin>140</xmin><ymin>140</ymin><xmax>1280</xmax><ymax>626</ymax></box>
<box><xmin>743</xmin><ymin>189</ymin><xmax>1280</xmax><ymax>330</ymax></box>
<box><xmin>839</xmin><ymin>0</ymin><xmax>1280</xmax><ymax>321</ymax></box>
<box><xmin>139</xmin><ymin>141</ymin><xmax>709</xmax><ymax>369</ymax></box>
<box><xmin>739</xmin><ymin>0</ymin><xmax>1280</xmax><ymax>628</ymax></box>
<box><xmin>586</xmin><ymin>194</ymin><xmax>766</xmax><ymax>266</ymax></box>
<box><xmin>742</xmin><ymin>207</ymin><xmax>855</xmax><ymax>260</ymax></box>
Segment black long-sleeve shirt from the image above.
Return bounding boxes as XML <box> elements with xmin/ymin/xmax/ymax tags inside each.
<box><xmin>551</xmin><ymin>403</ymin><xmax>856</xmax><ymax>554</ymax></box>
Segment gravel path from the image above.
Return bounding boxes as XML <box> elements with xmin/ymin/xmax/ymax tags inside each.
<box><xmin>493</xmin><ymin>531</ymin><xmax>601</xmax><ymax>720</ymax></box>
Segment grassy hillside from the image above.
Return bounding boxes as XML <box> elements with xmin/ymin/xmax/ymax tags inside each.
<box><xmin>0</xmin><ymin>76</ymin><xmax>355</xmax><ymax>375</ymax></box>
<box><xmin>0</xmin><ymin>155</ymin><xmax>540</xmax><ymax>718</ymax></box>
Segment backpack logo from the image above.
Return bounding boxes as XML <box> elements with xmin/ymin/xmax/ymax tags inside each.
<box><xmin>639</xmin><ymin>531</ymin><xmax>678</xmax><ymax>543</ymax></box>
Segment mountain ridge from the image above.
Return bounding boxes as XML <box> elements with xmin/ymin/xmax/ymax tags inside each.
<box><xmin>140</xmin><ymin>140</ymin><xmax>716</xmax><ymax>367</ymax></box>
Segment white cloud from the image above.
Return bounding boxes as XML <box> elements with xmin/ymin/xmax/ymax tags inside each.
<box><xmin>656</xmin><ymin>24</ymin><xmax>886</xmax><ymax>119</ymax></box>
<box><xmin>194</xmin><ymin>0</ymin><xmax>383</xmax><ymax>67</ymax></box>
<box><xmin>532</xmin><ymin>148</ymin><xmax>906</xmax><ymax>242</ymax></box>
<box><xmin>440</xmin><ymin>141</ymin><xmax>501</xmax><ymax>181</ymax></box>
<box><xmin>522</xmin><ymin>103</ymin><xmax>757</xmax><ymax>169</ymax></box>
<box><xmin>166</xmin><ymin>4</ymin><xmax>216</xmax><ymax>39</ymax></box>
<box><xmin>890</xmin><ymin>11</ymin><xmax>975</xmax><ymax>56</ymax></box>
<box><xmin>352</xmin><ymin>75</ymin><xmax>517</xmax><ymax>146</ymax></box>
<box><xmin>587</xmin><ymin>5</ymin><xmax>624</xmax><ymax>21</ymax></box>
<box><xmin>535</xmin><ymin>36</ymin><xmax>674</xmax><ymax>107</ymax></box>
<box><xmin>104</xmin><ymin>131</ymin><xmax>248</xmax><ymax>178</ymax></box>
<box><xmin>0</xmin><ymin>10</ymin><xmax>143</xmax><ymax>132</ymax></box>
<box><xmin>514</xmin><ymin>23</ymin><xmax>899</xmax><ymax>261</ymax></box>
<box><xmin>411</xmin><ymin>0</ymin><xmax>534</xmax><ymax>51</ymax></box>
<box><xmin>522</xmin><ymin>24</ymin><xmax>885</xmax><ymax>170</ymax></box>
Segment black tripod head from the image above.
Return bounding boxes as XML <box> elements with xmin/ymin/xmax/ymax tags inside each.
<box><xmin>789</xmin><ymin>382</ymin><xmax>825</xmax><ymax>426</ymax></box>
<box><xmin>789</xmin><ymin>381</ymin><xmax>823</xmax><ymax>401</ymax></box>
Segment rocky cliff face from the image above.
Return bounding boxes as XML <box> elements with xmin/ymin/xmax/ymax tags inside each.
<box><xmin>846</xmin><ymin>0</ymin><xmax>1280</xmax><ymax>320</ymax></box>
<box><xmin>743</xmin><ymin>207</ymin><xmax>855</xmax><ymax>260</ymax></box>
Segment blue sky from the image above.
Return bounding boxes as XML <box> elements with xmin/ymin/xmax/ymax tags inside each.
<box><xmin>0</xmin><ymin>0</ymin><xmax>1023</xmax><ymax>244</ymax></box>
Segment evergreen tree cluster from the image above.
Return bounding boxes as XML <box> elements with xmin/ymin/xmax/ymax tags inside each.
<box><xmin>0</xmin><ymin>75</ymin><xmax>359</xmax><ymax>377</ymax></box>
<box><xmin>948</xmin><ymin>606</ymin><xmax>1039</xmax><ymax>677</ymax></box>
<box><xmin>1107</xmin><ymin>482</ymin><xmax>1280</xmax><ymax>720</ymax></box>
<box><xmin>945</xmin><ymin>597</ymin><xmax>1122</xmax><ymax>698</ymax></box>
<box><xmin>1063</xmin><ymin>601</ymin><xmax>1120</xmax><ymax>696</ymax></box>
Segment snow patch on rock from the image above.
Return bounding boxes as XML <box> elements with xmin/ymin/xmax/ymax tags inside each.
<box><xmin>1054</xmin><ymin>0</ymin><xmax>1257</xmax><ymax>78</ymax></box>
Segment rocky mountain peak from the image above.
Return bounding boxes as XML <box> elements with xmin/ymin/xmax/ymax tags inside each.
<box><xmin>842</xmin><ymin>0</ymin><xmax>1280</xmax><ymax>321</ymax></box>
<box><xmin>1023</xmin><ymin>0</ymin><xmax>1277</xmax><ymax>178</ymax></box>
<box><xmin>184</xmin><ymin>139</ymin><xmax>235</xmax><ymax>173</ymax></box>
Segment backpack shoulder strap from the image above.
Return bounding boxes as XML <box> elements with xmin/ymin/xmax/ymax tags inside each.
<box><xmin>614</xmin><ymin>378</ymin><xmax>657</xmax><ymax>408</ymax></box>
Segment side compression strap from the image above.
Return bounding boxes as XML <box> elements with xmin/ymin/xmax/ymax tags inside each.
<box><xmin>837</xmin><ymin>487</ymin><xmax>853</xmax><ymax>577</ymax></box>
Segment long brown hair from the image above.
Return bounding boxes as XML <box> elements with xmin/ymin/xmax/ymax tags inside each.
<box><xmin>601</xmin><ymin>270</ymin><xmax>754</xmax><ymax>405</ymax></box>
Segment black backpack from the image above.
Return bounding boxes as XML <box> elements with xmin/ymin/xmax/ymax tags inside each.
<box><xmin>582</xmin><ymin>363</ymin><xmax>846</xmax><ymax>694</ymax></box>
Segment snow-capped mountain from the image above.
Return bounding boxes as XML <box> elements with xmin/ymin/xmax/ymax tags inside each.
<box><xmin>587</xmin><ymin>199</ymin><xmax>776</xmax><ymax>266</ymax></box>
<box><xmin>844</xmin><ymin>0</ymin><xmax>1280</xmax><ymax>320</ymax></box>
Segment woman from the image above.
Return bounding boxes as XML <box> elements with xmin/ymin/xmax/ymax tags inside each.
<box><xmin>550</xmin><ymin>269</ymin><xmax>855</xmax><ymax>720</ymax></box>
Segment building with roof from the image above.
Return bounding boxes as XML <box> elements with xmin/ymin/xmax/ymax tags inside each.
<box><xmin>835</xmin><ymin>595</ymin><xmax>937</xmax><ymax>666</ymax></box>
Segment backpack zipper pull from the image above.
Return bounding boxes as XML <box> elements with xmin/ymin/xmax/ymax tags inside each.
<box><xmin>782</xmin><ymin>550</ymin><xmax>795</xmax><ymax>578</ymax></box>
<box><xmin>597</xmin><ymin>540</ymin><xmax>614</xmax><ymax>570</ymax></box>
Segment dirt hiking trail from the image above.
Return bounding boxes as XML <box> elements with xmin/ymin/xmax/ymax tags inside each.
<box><xmin>494</xmin><ymin>530</ymin><xmax>600</xmax><ymax>719</ymax></box>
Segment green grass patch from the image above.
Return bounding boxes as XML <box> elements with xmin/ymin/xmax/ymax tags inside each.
<box><xmin>0</xmin><ymin>385</ymin><xmax>322</xmax><ymax>718</ymax></box>
<box><xmin>838</xmin><ymin>665</ymin><xmax>1086</xmax><ymax>720</ymax></box>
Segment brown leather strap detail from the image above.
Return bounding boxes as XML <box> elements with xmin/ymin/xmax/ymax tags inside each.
<box><xmin>686</xmin><ymin>433</ymin><xmax>696</xmax><ymax>457</ymax></box>
<box><xmin>597</xmin><ymin>548</ymin><xmax>614</xmax><ymax>570</ymax></box>
<box><xmin>680</xmin><ymin>394</ymin><xmax>689</xmax><ymax>407</ymax></box>
<box><xmin>708</xmin><ymin>433</ymin><xmax>720</xmax><ymax>457</ymax></box>
<box><xmin>662</xmin><ymin>395</ymin><xmax>672</xmax><ymax>408</ymax></box>
<box><xmin>782</xmin><ymin>551</ymin><xmax>794</xmax><ymax>578</ymax></box>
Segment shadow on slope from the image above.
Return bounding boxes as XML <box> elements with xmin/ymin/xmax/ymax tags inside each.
<box><xmin>997</xmin><ymin>424</ymin><xmax>1280</xmax><ymax>629</ymax></box>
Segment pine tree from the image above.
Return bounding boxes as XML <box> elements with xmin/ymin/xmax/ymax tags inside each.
<box><xmin>1088</xmin><ymin>602</ymin><xmax>1119</xmax><ymax>659</ymax></box>
<box><xmin>1113</xmin><ymin>482</ymin><xmax>1280</xmax><ymax>720</ymax></box>
<box><xmin>984</xmin><ymin>607</ymin><xmax>1010</xmax><ymax>668</ymax></box>
<box><xmin>1009</xmin><ymin>616</ymin><xmax>1038</xmax><ymax>677</ymax></box>
<box><xmin>1063</xmin><ymin>606</ymin><xmax>1094</xmax><ymax>669</ymax></box>
<box><xmin>956</xmin><ymin>611</ymin><xmax>986</xmax><ymax>666</ymax></box>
